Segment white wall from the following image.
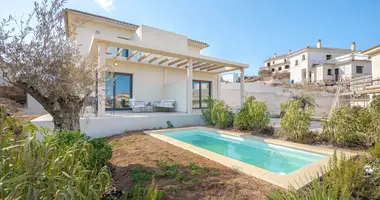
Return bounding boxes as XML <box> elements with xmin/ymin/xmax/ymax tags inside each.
<box><xmin>371</xmin><ymin>53</ymin><xmax>380</xmax><ymax>79</ymax></box>
<box><xmin>32</xmin><ymin>113</ymin><xmax>204</xmax><ymax>138</ymax></box>
<box><xmin>221</xmin><ymin>82</ymin><xmax>334</xmax><ymax>117</ymax></box>
<box><xmin>69</xmin><ymin>13</ymin><xmax>136</xmax><ymax>55</ymax></box>
<box><xmin>110</xmin><ymin>61</ymin><xmax>217</xmax><ymax>112</ymax></box>
<box><xmin>290</xmin><ymin>52</ymin><xmax>309</xmax><ymax>83</ymax></box>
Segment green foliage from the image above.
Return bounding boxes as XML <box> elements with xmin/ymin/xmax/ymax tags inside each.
<box><xmin>127</xmin><ymin>180</ymin><xmax>164</xmax><ymax>200</ymax></box>
<box><xmin>189</xmin><ymin>162</ymin><xmax>211</xmax><ymax>175</ymax></box>
<box><xmin>266</xmin><ymin>152</ymin><xmax>371</xmax><ymax>200</ymax></box>
<box><xmin>0</xmin><ymin>106</ymin><xmax>110</xmax><ymax>200</ymax></box>
<box><xmin>166</xmin><ymin>121</ymin><xmax>174</xmax><ymax>129</ymax></box>
<box><xmin>234</xmin><ymin>96</ymin><xmax>270</xmax><ymax>131</ymax></box>
<box><xmin>322</xmin><ymin>105</ymin><xmax>371</xmax><ymax>147</ymax></box>
<box><xmin>201</xmin><ymin>97</ymin><xmax>234</xmax><ymax>129</ymax></box>
<box><xmin>370</xmin><ymin>142</ymin><xmax>380</xmax><ymax>158</ymax></box>
<box><xmin>279</xmin><ymin>100</ymin><xmax>313</xmax><ymax>142</ymax></box>
<box><xmin>89</xmin><ymin>137</ymin><xmax>113</xmax><ymax>169</ymax></box>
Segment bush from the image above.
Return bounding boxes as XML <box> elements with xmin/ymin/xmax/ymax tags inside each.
<box><xmin>279</xmin><ymin>100</ymin><xmax>312</xmax><ymax>142</ymax></box>
<box><xmin>52</xmin><ymin>128</ymin><xmax>112</xmax><ymax>170</ymax></box>
<box><xmin>0</xmin><ymin>105</ymin><xmax>111</xmax><ymax>199</ymax></box>
<box><xmin>234</xmin><ymin>96</ymin><xmax>270</xmax><ymax>131</ymax></box>
<box><xmin>89</xmin><ymin>137</ymin><xmax>113</xmax><ymax>169</ymax></box>
<box><xmin>201</xmin><ymin>97</ymin><xmax>234</xmax><ymax>129</ymax></box>
<box><xmin>266</xmin><ymin>152</ymin><xmax>373</xmax><ymax>200</ymax></box>
<box><xmin>322</xmin><ymin>105</ymin><xmax>371</xmax><ymax>147</ymax></box>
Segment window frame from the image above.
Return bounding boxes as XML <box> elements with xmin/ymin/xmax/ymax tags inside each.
<box><xmin>356</xmin><ymin>66</ymin><xmax>364</xmax><ymax>74</ymax></box>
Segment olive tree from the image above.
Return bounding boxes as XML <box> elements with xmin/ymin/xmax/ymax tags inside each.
<box><xmin>0</xmin><ymin>0</ymin><xmax>106</xmax><ymax>130</ymax></box>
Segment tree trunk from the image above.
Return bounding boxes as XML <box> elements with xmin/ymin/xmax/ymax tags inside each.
<box><xmin>50</xmin><ymin>106</ymin><xmax>81</xmax><ymax>131</ymax></box>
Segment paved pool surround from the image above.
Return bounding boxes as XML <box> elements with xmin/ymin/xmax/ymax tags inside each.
<box><xmin>145</xmin><ymin>127</ymin><xmax>356</xmax><ymax>190</ymax></box>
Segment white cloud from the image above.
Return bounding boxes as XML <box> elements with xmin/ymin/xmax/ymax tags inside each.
<box><xmin>94</xmin><ymin>0</ymin><xmax>114</xmax><ymax>11</ymax></box>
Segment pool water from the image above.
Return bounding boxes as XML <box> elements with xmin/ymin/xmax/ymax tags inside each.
<box><xmin>164</xmin><ymin>130</ymin><xmax>326</xmax><ymax>174</ymax></box>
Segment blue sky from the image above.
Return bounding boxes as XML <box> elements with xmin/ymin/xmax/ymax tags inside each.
<box><xmin>1</xmin><ymin>0</ymin><xmax>380</xmax><ymax>75</ymax></box>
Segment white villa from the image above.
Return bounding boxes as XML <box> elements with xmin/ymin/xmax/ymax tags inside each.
<box><xmin>261</xmin><ymin>40</ymin><xmax>372</xmax><ymax>85</ymax></box>
<box><xmin>363</xmin><ymin>44</ymin><xmax>380</xmax><ymax>79</ymax></box>
<box><xmin>31</xmin><ymin>9</ymin><xmax>248</xmax><ymax>136</ymax></box>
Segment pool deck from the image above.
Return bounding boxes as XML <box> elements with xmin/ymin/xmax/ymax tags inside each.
<box><xmin>145</xmin><ymin>127</ymin><xmax>356</xmax><ymax>190</ymax></box>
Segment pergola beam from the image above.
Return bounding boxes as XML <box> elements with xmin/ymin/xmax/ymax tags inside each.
<box><xmin>207</xmin><ymin>66</ymin><xmax>226</xmax><ymax>71</ymax></box>
<box><xmin>114</xmin><ymin>48</ymin><xmax>124</xmax><ymax>58</ymax></box>
<box><xmin>168</xmin><ymin>59</ymin><xmax>184</xmax><ymax>66</ymax></box>
<box><xmin>200</xmin><ymin>64</ymin><xmax>216</xmax><ymax>70</ymax></box>
<box><xmin>149</xmin><ymin>55</ymin><xmax>163</xmax><ymax>63</ymax></box>
<box><xmin>138</xmin><ymin>53</ymin><xmax>151</xmax><ymax>62</ymax></box>
<box><xmin>127</xmin><ymin>51</ymin><xmax>138</xmax><ymax>60</ymax></box>
<box><xmin>177</xmin><ymin>60</ymin><xmax>188</xmax><ymax>67</ymax></box>
<box><xmin>193</xmin><ymin>63</ymin><xmax>208</xmax><ymax>69</ymax></box>
<box><xmin>158</xmin><ymin>57</ymin><xmax>173</xmax><ymax>65</ymax></box>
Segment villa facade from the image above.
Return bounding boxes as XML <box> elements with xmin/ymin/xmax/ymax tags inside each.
<box><xmin>261</xmin><ymin>40</ymin><xmax>372</xmax><ymax>85</ymax></box>
<box><xmin>31</xmin><ymin>9</ymin><xmax>248</xmax><ymax>135</ymax></box>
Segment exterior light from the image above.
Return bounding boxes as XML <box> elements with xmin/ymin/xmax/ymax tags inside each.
<box><xmin>114</xmin><ymin>62</ymin><xmax>118</xmax><ymax>66</ymax></box>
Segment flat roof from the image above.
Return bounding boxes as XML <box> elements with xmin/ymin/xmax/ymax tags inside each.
<box><xmin>64</xmin><ymin>9</ymin><xmax>209</xmax><ymax>47</ymax></box>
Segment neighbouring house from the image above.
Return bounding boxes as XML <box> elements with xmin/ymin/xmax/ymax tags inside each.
<box><xmin>31</xmin><ymin>9</ymin><xmax>248</xmax><ymax>136</ymax></box>
<box><xmin>315</xmin><ymin>52</ymin><xmax>371</xmax><ymax>85</ymax></box>
<box><xmin>222</xmin><ymin>73</ymin><xmax>239</xmax><ymax>83</ymax></box>
<box><xmin>260</xmin><ymin>40</ymin><xmax>371</xmax><ymax>85</ymax></box>
<box><xmin>363</xmin><ymin>44</ymin><xmax>380</xmax><ymax>79</ymax></box>
<box><xmin>261</xmin><ymin>51</ymin><xmax>292</xmax><ymax>74</ymax></box>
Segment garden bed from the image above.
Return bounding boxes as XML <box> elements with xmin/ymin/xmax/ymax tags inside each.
<box><xmin>107</xmin><ymin>132</ymin><xmax>278</xmax><ymax>200</ymax></box>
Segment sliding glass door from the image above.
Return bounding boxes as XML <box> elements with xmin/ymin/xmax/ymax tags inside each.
<box><xmin>105</xmin><ymin>73</ymin><xmax>133</xmax><ymax>110</ymax></box>
<box><xmin>192</xmin><ymin>80</ymin><xmax>211</xmax><ymax>109</ymax></box>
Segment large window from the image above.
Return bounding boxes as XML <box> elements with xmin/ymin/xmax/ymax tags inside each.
<box><xmin>105</xmin><ymin>73</ymin><xmax>133</xmax><ymax>110</ymax></box>
<box><xmin>326</xmin><ymin>54</ymin><xmax>332</xmax><ymax>60</ymax></box>
<box><xmin>192</xmin><ymin>80</ymin><xmax>211</xmax><ymax>109</ymax></box>
<box><xmin>327</xmin><ymin>69</ymin><xmax>332</xmax><ymax>75</ymax></box>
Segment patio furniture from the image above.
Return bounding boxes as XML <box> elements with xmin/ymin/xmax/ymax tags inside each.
<box><xmin>129</xmin><ymin>98</ymin><xmax>146</xmax><ymax>112</ymax></box>
<box><xmin>153</xmin><ymin>100</ymin><xmax>175</xmax><ymax>112</ymax></box>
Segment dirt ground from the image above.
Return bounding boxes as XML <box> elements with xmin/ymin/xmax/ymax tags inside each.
<box><xmin>107</xmin><ymin>132</ymin><xmax>278</xmax><ymax>200</ymax></box>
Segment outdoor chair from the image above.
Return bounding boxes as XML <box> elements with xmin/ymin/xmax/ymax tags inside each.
<box><xmin>152</xmin><ymin>100</ymin><xmax>175</xmax><ymax>112</ymax></box>
<box><xmin>129</xmin><ymin>98</ymin><xmax>146</xmax><ymax>112</ymax></box>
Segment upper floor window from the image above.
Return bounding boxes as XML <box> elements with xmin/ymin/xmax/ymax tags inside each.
<box><xmin>278</xmin><ymin>67</ymin><xmax>282</xmax><ymax>71</ymax></box>
<box><xmin>326</xmin><ymin>54</ymin><xmax>332</xmax><ymax>60</ymax></box>
<box><xmin>285</xmin><ymin>65</ymin><xmax>289</xmax><ymax>69</ymax></box>
<box><xmin>327</xmin><ymin>69</ymin><xmax>332</xmax><ymax>75</ymax></box>
<box><xmin>267</xmin><ymin>62</ymin><xmax>271</xmax><ymax>67</ymax></box>
<box><xmin>272</xmin><ymin>68</ymin><xmax>275</xmax><ymax>72</ymax></box>
<box><xmin>356</xmin><ymin>66</ymin><xmax>364</xmax><ymax>74</ymax></box>
<box><xmin>295</xmin><ymin>60</ymin><xmax>299</xmax><ymax>66</ymax></box>
<box><xmin>302</xmin><ymin>55</ymin><xmax>306</xmax><ymax>61</ymax></box>
<box><xmin>273</xmin><ymin>61</ymin><xmax>275</xmax><ymax>64</ymax></box>
<box><xmin>284</xmin><ymin>59</ymin><xmax>287</xmax><ymax>63</ymax></box>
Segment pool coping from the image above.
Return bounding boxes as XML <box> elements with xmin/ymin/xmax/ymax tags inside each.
<box><xmin>144</xmin><ymin>126</ymin><xmax>357</xmax><ymax>190</ymax></box>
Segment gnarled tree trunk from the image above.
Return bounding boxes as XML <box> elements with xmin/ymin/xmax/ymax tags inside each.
<box><xmin>50</xmin><ymin>103</ymin><xmax>81</xmax><ymax>131</ymax></box>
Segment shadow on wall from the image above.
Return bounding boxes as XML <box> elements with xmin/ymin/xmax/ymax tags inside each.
<box><xmin>221</xmin><ymin>82</ymin><xmax>334</xmax><ymax>117</ymax></box>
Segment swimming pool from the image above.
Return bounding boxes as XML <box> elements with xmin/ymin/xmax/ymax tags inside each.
<box><xmin>164</xmin><ymin>129</ymin><xmax>326</xmax><ymax>174</ymax></box>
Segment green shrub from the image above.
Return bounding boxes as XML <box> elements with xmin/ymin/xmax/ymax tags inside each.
<box><xmin>0</xmin><ymin>106</ymin><xmax>110</xmax><ymax>199</ymax></box>
<box><xmin>234</xmin><ymin>96</ymin><xmax>270</xmax><ymax>131</ymax></box>
<box><xmin>201</xmin><ymin>97</ymin><xmax>215</xmax><ymax>125</ymax></box>
<box><xmin>279</xmin><ymin>100</ymin><xmax>312</xmax><ymax>142</ymax></box>
<box><xmin>89</xmin><ymin>137</ymin><xmax>113</xmax><ymax>169</ymax></box>
<box><xmin>322</xmin><ymin>105</ymin><xmax>371</xmax><ymax>147</ymax></box>
<box><xmin>127</xmin><ymin>180</ymin><xmax>164</xmax><ymax>200</ymax></box>
<box><xmin>166</xmin><ymin>121</ymin><xmax>174</xmax><ymax>128</ymax></box>
<box><xmin>201</xmin><ymin>97</ymin><xmax>233</xmax><ymax>129</ymax></box>
<box><xmin>266</xmin><ymin>152</ymin><xmax>370</xmax><ymax>200</ymax></box>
